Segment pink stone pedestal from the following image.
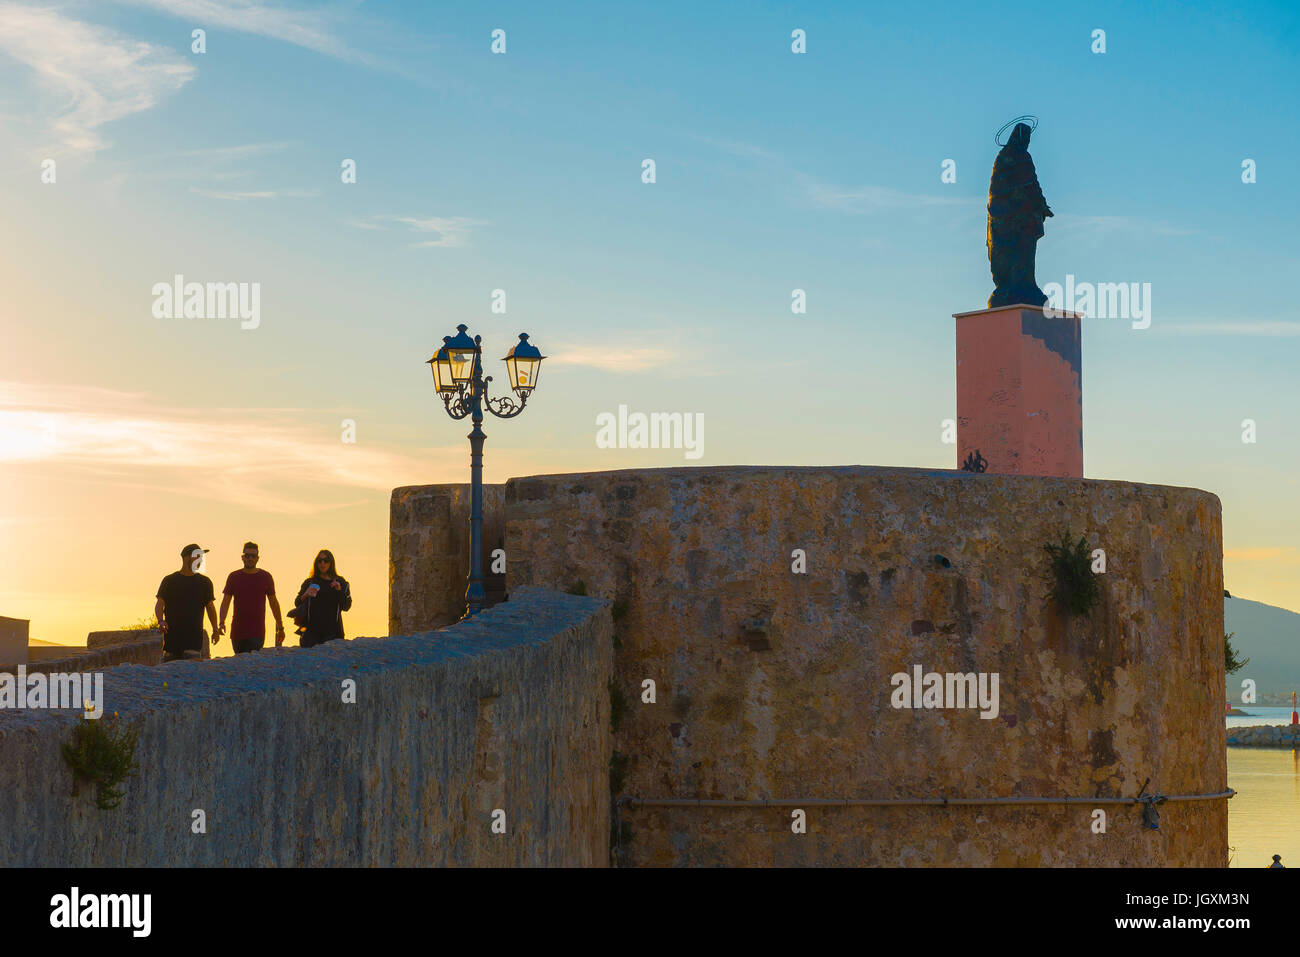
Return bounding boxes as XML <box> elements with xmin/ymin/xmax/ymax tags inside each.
<box><xmin>954</xmin><ymin>303</ymin><xmax>1083</xmax><ymax>477</ymax></box>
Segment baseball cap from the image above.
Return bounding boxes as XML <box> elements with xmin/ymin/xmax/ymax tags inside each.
<box><xmin>180</xmin><ymin>543</ymin><xmax>209</xmax><ymax>557</ymax></box>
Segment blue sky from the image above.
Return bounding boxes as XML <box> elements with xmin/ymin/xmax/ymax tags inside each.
<box><xmin>1</xmin><ymin>0</ymin><xmax>1298</xmax><ymax>641</ymax></box>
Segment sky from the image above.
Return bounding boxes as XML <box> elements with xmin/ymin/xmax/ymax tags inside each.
<box><xmin>0</xmin><ymin>0</ymin><xmax>1298</xmax><ymax>646</ymax></box>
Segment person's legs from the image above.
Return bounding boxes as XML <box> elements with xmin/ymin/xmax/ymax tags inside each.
<box><xmin>301</xmin><ymin>632</ymin><xmax>341</xmax><ymax>648</ymax></box>
<box><xmin>163</xmin><ymin>634</ymin><xmax>204</xmax><ymax>662</ymax></box>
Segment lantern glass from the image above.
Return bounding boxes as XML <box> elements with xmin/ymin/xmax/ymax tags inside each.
<box><xmin>506</xmin><ymin>355</ymin><xmax>541</xmax><ymax>392</ymax></box>
<box><xmin>429</xmin><ymin>350</ymin><xmax>457</xmax><ymax>393</ymax></box>
<box><xmin>502</xmin><ymin>333</ymin><xmax>545</xmax><ymax>396</ymax></box>
<box><xmin>449</xmin><ymin>349</ymin><xmax>476</xmax><ymax>383</ymax></box>
<box><xmin>443</xmin><ymin>324</ymin><xmax>479</xmax><ymax>384</ymax></box>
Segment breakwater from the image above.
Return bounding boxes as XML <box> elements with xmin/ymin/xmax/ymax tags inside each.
<box><xmin>1227</xmin><ymin>724</ymin><xmax>1300</xmax><ymax>748</ymax></box>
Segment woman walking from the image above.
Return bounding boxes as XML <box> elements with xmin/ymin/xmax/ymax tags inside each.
<box><xmin>293</xmin><ymin>549</ymin><xmax>352</xmax><ymax>648</ymax></box>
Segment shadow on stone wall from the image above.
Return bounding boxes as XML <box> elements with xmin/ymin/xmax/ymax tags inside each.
<box><xmin>390</xmin><ymin>484</ymin><xmax>507</xmax><ymax>633</ymax></box>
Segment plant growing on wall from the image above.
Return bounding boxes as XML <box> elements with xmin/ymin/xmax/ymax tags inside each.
<box><xmin>62</xmin><ymin>717</ymin><xmax>139</xmax><ymax>810</ymax></box>
<box><xmin>1225</xmin><ymin>632</ymin><xmax>1250</xmax><ymax>675</ymax></box>
<box><xmin>1042</xmin><ymin>530</ymin><xmax>1100</xmax><ymax>617</ymax></box>
<box><xmin>119</xmin><ymin>615</ymin><xmax>160</xmax><ymax>631</ymax></box>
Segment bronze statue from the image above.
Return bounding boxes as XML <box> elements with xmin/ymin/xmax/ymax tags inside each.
<box><xmin>987</xmin><ymin>117</ymin><xmax>1052</xmax><ymax>307</ymax></box>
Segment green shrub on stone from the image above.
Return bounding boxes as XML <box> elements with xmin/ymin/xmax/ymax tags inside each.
<box><xmin>62</xmin><ymin>717</ymin><xmax>139</xmax><ymax>811</ymax></box>
<box><xmin>119</xmin><ymin>615</ymin><xmax>160</xmax><ymax>631</ymax></box>
<box><xmin>1043</xmin><ymin>529</ymin><xmax>1100</xmax><ymax>617</ymax></box>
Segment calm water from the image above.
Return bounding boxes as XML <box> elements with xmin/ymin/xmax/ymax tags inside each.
<box><xmin>1227</xmin><ymin>707</ymin><xmax>1300</xmax><ymax>868</ymax></box>
<box><xmin>1227</xmin><ymin>705</ymin><xmax>1297</xmax><ymax>729</ymax></box>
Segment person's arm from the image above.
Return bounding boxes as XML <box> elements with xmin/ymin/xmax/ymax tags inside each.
<box><xmin>293</xmin><ymin>579</ymin><xmax>316</xmax><ymax>630</ymax></box>
<box><xmin>155</xmin><ymin>579</ymin><xmax>169</xmax><ymax>634</ymax></box>
<box><xmin>206</xmin><ymin>601</ymin><xmax>221</xmax><ymax>645</ymax></box>
<box><xmin>338</xmin><ymin>580</ymin><xmax>352</xmax><ymax>613</ymax></box>
<box><xmin>218</xmin><ymin>593</ymin><xmax>233</xmax><ymax>633</ymax></box>
<box><xmin>268</xmin><ymin>593</ymin><xmax>284</xmax><ymax>644</ymax></box>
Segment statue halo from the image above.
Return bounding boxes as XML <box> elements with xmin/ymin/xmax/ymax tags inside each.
<box><xmin>994</xmin><ymin>115</ymin><xmax>1039</xmax><ymax>147</ymax></box>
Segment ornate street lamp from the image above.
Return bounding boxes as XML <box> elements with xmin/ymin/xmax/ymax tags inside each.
<box><xmin>426</xmin><ymin>324</ymin><xmax>545</xmax><ymax>618</ymax></box>
<box><xmin>429</xmin><ymin>337</ymin><xmax>457</xmax><ymax>395</ymax></box>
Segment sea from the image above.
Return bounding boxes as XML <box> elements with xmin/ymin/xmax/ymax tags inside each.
<box><xmin>1226</xmin><ymin>706</ymin><xmax>1300</xmax><ymax>868</ymax></box>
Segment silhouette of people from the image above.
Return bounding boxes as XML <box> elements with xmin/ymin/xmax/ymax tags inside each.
<box><xmin>218</xmin><ymin>541</ymin><xmax>285</xmax><ymax>654</ymax></box>
<box><xmin>155</xmin><ymin>544</ymin><xmax>218</xmax><ymax>662</ymax></box>
<box><xmin>1269</xmin><ymin>854</ymin><xmax>1285</xmax><ymax>868</ymax></box>
<box><xmin>292</xmin><ymin>549</ymin><xmax>352</xmax><ymax>648</ymax></box>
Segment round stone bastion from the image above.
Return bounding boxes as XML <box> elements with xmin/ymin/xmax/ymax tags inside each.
<box><xmin>498</xmin><ymin>465</ymin><xmax>1226</xmax><ymax>867</ymax></box>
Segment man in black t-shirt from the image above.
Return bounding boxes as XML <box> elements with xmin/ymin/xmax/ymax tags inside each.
<box><xmin>155</xmin><ymin>543</ymin><xmax>220</xmax><ymax>661</ymax></box>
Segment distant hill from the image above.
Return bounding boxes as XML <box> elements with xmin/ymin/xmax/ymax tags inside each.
<box><xmin>1226</xmin><ymin>596</ymin><xmax>1300</xmax><ymax>704</ymax></box>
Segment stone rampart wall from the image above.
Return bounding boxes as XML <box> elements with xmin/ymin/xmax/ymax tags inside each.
<box><xmin>0</xmin><ymin>589</ymin><xmax>610</xmax><ymax>867</ymax></box>
<box><xmin>500</xmin><ymin>465</ymin><xmax>1225</xmax><ymax>866</ymax></box>
<box><xmin>390</xmin><ymin>484</ymin><xmax>506</xmax><ymax>634</ymax></box>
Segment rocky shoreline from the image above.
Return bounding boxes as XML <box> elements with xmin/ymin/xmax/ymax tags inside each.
<box><xmin>1226</xmin><ymin>723</ymin><xmax>1300</xmax><ymax>747</ymax></box>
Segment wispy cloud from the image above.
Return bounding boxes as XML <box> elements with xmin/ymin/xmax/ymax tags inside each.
<box><xmin>1050</xmin><ymin>213</ymin><xmax>1206</xmax><ymax>239</ymax></box>
<box><xmin>173</xmin><ymin>141</ymin><xmax>291</xmax><ymax>161</ymax></box>
<box><xmin>1160</xmin><ymin>320</ymin><xmax>1300</xmax><ymax>337</ymax></box>
<box><xmin>796</xmin><ymin>172</ymin><xmax>976</xmax><ymax>212</ymax></box>
<box><xmin>689</xmin><ymin>133</ymin><xmax>782</xmax><ymax>163</ymax></box>
<box><xmin>546</xmin><ymin>321</ymin><xmax>730</xmax><ymax>375</ymax></box>
<box><xmin>691</xmin><ymin>133</ymin><xmax>975</xmax><ymax>213</ymax></box>
<box><xmin>114</xmin><ymin>0</ymin><xmax>356</xmax><ymax>60</ymax></box>
<box><xmin>0</xmin><ymin>3</ymin><xmax>194</xmax><ymax>154</ymax></box>
<box><xmin>190</xmin><ymin>186</ymin><xmax>317</xmax><ymax>200</ymax></box>
<box><xmin>547</xmin><ymin>346</ymin><xmax>676</xmax><ymax>373</ymax></box>
<box><xmin>0</xmin><ymin>381</ymin><xmax>441</xmax><ymax>514</ymax></box>
<box><xmin>108</xmin><ymin>141</ymin><xmax>293</xmax><ymax>187</ymax></box>
<box><xmin>351</xmin><ymin>215</ymin><xmax>486</xmax><ymax>248</ymax></box>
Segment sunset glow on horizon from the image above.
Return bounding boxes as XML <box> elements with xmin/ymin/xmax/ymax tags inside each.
<box><xmin>2</xmin><ymin>0</ymin><xmax>1298</xmax><ymax>645</ymax></box>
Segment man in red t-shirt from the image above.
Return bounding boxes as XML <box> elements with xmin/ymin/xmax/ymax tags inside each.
<box><xmin>217</xmin><ymin>541</ymin><xmax>284</xmax><ymax>654</ymax></box>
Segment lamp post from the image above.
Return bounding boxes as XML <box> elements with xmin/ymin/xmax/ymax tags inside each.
<box><xmin>427</xmin><ymin>324</ymin><xmax>544</xmax><ymax>619</ymax></box>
